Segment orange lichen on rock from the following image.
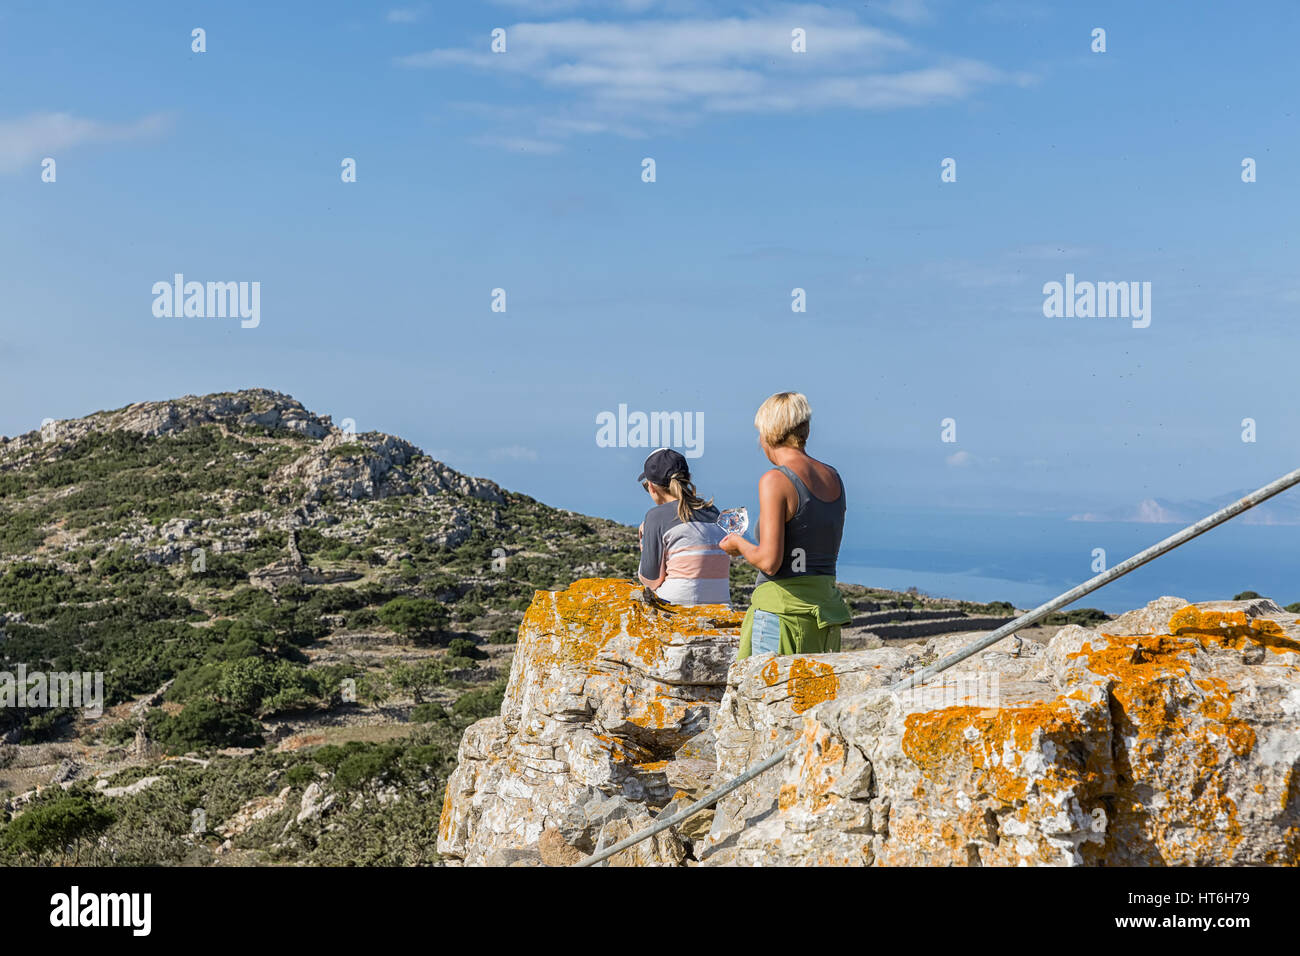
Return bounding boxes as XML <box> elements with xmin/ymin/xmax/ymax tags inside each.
<box><xmin>438</xmin><ymin>788</ymin><xmax>454</xmax><ymax>842</ymax></box>
<box><xmin>635</xmin><ymin>636</ymin><xmax>665</xmax><ymax>667</ymax></box>
<box><xmin>787</xmin><ymin>658</ymin><xmax>838</xmax><ymax>714</ymax></box>
<box><xmin>521</xmin><ymin>578</ymin><xmax>743</xmax><ymax>665</ymax></box>
<box><xmin>1066</xmin><ymin>622</ymin><xmax>1274</xmax><ymax>861</ymax></box>
<box><xmin>778</xmin><ymin>722</ymin><xmax>852</xmax><ymax>814</ymax></box>
<box><xmin>902</xmin><ymin>700</ymin><xmax>1097</xmax><ymax>805</ymax></box>
<box><xmin>1078</xmin><ymin>634</ymin><xmax>1195</xmax><ymax>684</ymax></box>
<box><xmin>778</xmin><ymin>783</ymin><xmax>798</xmax><ymax>811</ymax></box>
<box><xmin>1167</xmin><ymin>605</ymin><xmax>1300</xmax><ymax>655</ymax></box>
<box><xmin>627</xmin><ymin>695</ymin><xmax>673</xmax><ymax>729</ymax></box>
<box><xmin>799</xmin><ymin>737</ymin><xmax>847</xmax><ymax>813</ymax></box>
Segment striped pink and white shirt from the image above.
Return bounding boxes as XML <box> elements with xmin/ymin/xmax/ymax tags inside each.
<box><xmin>638</xmin><ymin>502</ymin><xmax>731</xmax><ymax>607</ymax></box>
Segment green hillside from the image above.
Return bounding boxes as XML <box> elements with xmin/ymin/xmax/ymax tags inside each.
<box><xmin>0</xmin><ymin>389</ymin><xmax>639</xmax><ymax>865</ymax></box>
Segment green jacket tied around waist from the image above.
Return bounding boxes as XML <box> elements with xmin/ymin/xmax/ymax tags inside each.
<box><xmin>737</xmin><ymin>575</ymin><xmax>852</xmax><ymax>661</ymax></box>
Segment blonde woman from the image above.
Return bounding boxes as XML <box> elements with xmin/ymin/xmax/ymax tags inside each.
<box><xmin>636</xmin><ymin>448</ymin><xmax>731</xmax><ymax>607</ymax></box>
<box><xmin>719</xmin><ymin>392</ymin><xmax>851</xmax><ymax>659</ymax></box>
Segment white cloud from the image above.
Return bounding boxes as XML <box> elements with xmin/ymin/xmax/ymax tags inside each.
<box><xmin>946</xmin><ymin>450</ymin><xmax>974</xmax><ymax>467</ymax></box>
<box><xmin>398</xmin><ymin>6</ymin><xmax>1026</xmax><ymax>152</ymax></box>
<box><xmin>0</xmin><ymin>112</ymin><xmax>171</xmax><ymax>174</ymax></box>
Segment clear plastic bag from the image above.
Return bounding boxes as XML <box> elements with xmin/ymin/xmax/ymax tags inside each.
<box><xmin>717</xmin><ymin>507</ymin><xmax>749</xmax><ymax>536</ymax></box>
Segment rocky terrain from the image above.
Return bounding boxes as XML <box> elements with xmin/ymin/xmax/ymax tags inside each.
<box><xmin>0</xmin><ymin>389</ymin><xmax>644</xmax><ymax>864</ymax></box>
<box><xmin>0</xmin><ymin>387</ymin><xmax>1121</xmax><ymax>866</ymax></box>
<box><xmin>438</xmin><ymin>581</ymin><xmax>1300</xmax><ymax>866</ymax></box>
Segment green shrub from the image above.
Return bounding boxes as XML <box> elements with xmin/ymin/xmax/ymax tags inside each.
<box><xmin>283</xmin><ymin>763</ymin><xmax>321</xmax><ymax>788</ymax></box>
<box><xmin>377</xmin><ymin>597</ymin><xmax>449</xmax><ymax>642</ymax></box>
<box><xmin>410</xmin><ymin>702</ymin><xmax>450</xmax><ymax>723</ymax></box>
<box><xmin>150</xmin><ymin>699</ymin><xmax>264</xmax><ymax>752</ymax></box>
<box><xmin>452</xmin><ymin>679</ymin><xmax>507</xmax><ymax>721</ymax></box>
<box><xmin>0</xmin><ymin>794</ymin><xmax>115</xmax><ymax>863</ymax></box>
<box><xmin>446</xmin><ymin>637</ymin><xmax>488</xmax><ymax>660</ymax></box>
<box><xmin>1041</xmin><ymin>608</ymin><xmax>1110</xmax><ymax>628</ymax></box>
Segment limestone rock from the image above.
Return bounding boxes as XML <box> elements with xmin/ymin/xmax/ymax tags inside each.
<box><xmin>700</xmin><ymin>597</ymin><xmax>1300</xmax><ymax>866</ymax></box>
<box><xmin>706</xmin><ymin>645</ymin><xmax>918</xmax><ymax>851</ymax></box>
<box><xmin>274</xmin><ymin>432</ymin><xmax>503</xmax><ymax>505</ymax></box>
<box><xmin>538</xmin><ymin>792</ymin><xmax>688</xmax><ymax>866</ymax></box>
<box><xmin>1105</xmin><ymin>594</ymin><xmax>1190</xmax><ymax>636</ymax></box>
<box><xmin>295</xmin><ymin>781</ymin><xmax>337</xmax><ymax>825</ymax></box>
<box><xmin>97</xmin><ymin>775</ymin><xmax>163</xmax><ymax>798</ymax></box>
<box><xmin>440</xmin><ymin>592</ymin><xmax>1300</xmax><ymax>867</ymax></box>
<box><xmin>437</xmin><ymin>578</ymin><xmax>741</xmax><ymax>865</ymax></box>
<box><xmin>218</xmin><ymin>786</ymin><xmax>292</xmax><ymax>839</ymax></box>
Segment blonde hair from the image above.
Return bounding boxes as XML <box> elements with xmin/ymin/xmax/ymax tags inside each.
<box><xmin>665</xmin><ymin>473</ymin><xmax>713</xmax><ymax>524</ymax></box>
<box><xmin>754</xmin><ymin>391</ymin><xmax>812</xmax><ymax>449</ymax></box>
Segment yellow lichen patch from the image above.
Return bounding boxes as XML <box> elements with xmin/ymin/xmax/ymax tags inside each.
<box><xmin>521</xmin><ymin>579</ymin><xmax>743</xmax><ymax>664</ymax></box>
<box><xmin>622</xmin><ymin>687</ymin><xmax>700</xmax><ymax>733</ymax></box>
<box><xmin>635</xmin><ymin>636</ymin><xmax>666</xmax><ymax>667</ymax></box>
<box><xmin>1262</xmin><ymin>826</ymin><xmax>1300</xmax><ymax>866</ymax></box>
<box><xmin>1168</xmin><ymin>606</ymin><xmax>1300</xmax><ymax>655</ymax></box>
<box><xmin>787</xmin><ymin>658</ymin><xmax>838</xmax><ymax>714</ymax></box>
<box><xmin>512</xmin><ymin>579</ymin><xmax>745</xmax><ymax>709</ymax></box>
<box><xmin>902</xmin><ymin>701</ymin><xmax>1098</xmax><ymax>804</ymax></box>
<box><xmin>761</xmin><ymin>659</ymin><xmax>781</xmax><ymax>687</ymax></box>
<box><xmin>778</xmin><ymin>783</ymin><xmax>798</xmax><ymax>811</ymax></box>
<box><xmin>438</xmin><ymin>788</ymin><xmax>455</xmax><ymax>842</ymax></box>
<box><xmin>628</xmin><ymin>696</ymin><xmax>671</xmax><ymax>729</ymax></box>
<box><xmin>590</xmin><ymin>731</ymin><xmax>658</xmax><ymax>765</ymax></box>
<box><xmin>591</xmin><ymin>731</ymin><xmax>629</xmax><ymax>762</ymax></box>
<box><xmin>785</xmin><ymin>725</ymin><xmax>849</xmax><ymax>814</ymax></box>
<box><xmin>940</xmin><ymin>821</ymin><xmax>960</xmax><ymax>849</ymax></box>
<box><xmin>1082</xmin><ymin>634</ymin><xmax>1195</xmax><ymax>683</ymax></box>
<box><xmin>1070</xmin><ymin>628</ymin><xmax>1259</xmax><ymax>860</ymax></box>
<box><xmin>1222</xmin><ymin>719</ymin><xmax>1256</xmax><ymax>757</ymax></box>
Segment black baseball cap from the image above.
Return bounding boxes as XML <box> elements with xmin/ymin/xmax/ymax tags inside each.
<box><xmin>637</xmin><ymin>447</ymin><xmax>689</xmax><ymax>486</ymax></box>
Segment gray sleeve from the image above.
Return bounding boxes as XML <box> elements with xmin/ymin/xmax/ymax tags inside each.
<box><xmin>639</xmin><ymin>508</ymin><xmax>667</xmax><ymax>582</ymax></box>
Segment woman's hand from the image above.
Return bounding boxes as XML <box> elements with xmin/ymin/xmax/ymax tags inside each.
<box><xmin>717</xmin><ymin>533</ymin><xmax>743</xmax><ymax>556</ymax></box>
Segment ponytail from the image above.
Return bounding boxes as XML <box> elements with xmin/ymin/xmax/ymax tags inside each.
<box><xmin>667</xmin><ymin>473</ymin><xmax>714</xmax><ymax>524</ymax></box>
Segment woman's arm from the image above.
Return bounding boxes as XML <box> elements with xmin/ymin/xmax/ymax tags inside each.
<box><xmin>719</xmin><ymin>469</ymin><xmax>789</xmax><ymax>576</ymax></box>
<box><xmin>638</xmin><ymin>513</ymin><xmax>667</xmax><ymax>589</ymax></box>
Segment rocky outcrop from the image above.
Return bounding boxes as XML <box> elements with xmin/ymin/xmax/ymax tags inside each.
<box><xmin>3</xmin><ymin>389</ymin><xmax>333</xmax><ymax>450</ymax></box>
<box><xmin>273</xmin><ymin>432</ymin><xmax>503</xmax><ymax>505</ymax></box>
<box><xmin>437</xmin><ymin>578</ymin><xmax>742</xmax><ymax>865</ymax></box>
<box><xmin>703</xmin><ymin>596</ymin><xmax>1300</xmax><ymax>866</ymax></box>
<box><xmin>1</xmin><ymin>388</ymin><xmax>504</xmax><ymax>507</ymax></box>
<box><xmin>441</xmin><ymin>587</ymin><xmax>1300</xmax><ymax>866</ymax></box>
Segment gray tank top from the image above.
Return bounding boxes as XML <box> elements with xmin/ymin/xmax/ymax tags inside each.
<box><xmin>756</xmin><ymin>464</ymin><xmax>846</xmax><ymax>584</ymax></box>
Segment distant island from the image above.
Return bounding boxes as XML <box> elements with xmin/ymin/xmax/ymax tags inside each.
<box><xmin>1071</xmin><ymin>493</ymin><xmax>1300</xmax><ymax>526</ymax></box>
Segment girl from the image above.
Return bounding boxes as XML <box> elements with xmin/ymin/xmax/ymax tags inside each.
<box><xmin>636</xmin><ymin>447</ymin><xmax>731</xmax><ymax>607</ymax></box>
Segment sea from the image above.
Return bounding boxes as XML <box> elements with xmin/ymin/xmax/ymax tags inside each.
<box><xmin>836</xmin><ymin>510</ymin><xmax>1299</xmax><ymax>614</ymax></box>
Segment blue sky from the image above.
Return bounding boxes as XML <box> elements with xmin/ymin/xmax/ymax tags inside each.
<box><xmin>1</xmin><ymin>0</ymin><xmax>1298</xmax><ymax>538</ymax></box>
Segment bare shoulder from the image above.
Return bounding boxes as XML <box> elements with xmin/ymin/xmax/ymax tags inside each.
<box><xmin>759</xmin><ymin>468</ymin><xmax>792</xmax><ymax>492</ymax></box>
